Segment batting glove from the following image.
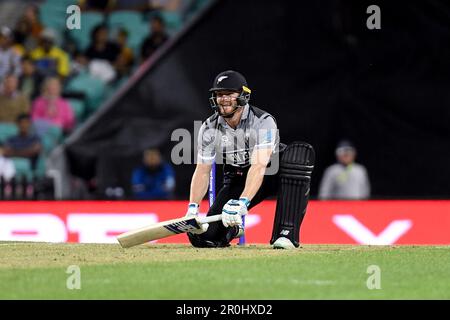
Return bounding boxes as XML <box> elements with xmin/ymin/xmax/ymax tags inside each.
<box><xmin>185</xmin><ymin>203</ymin><xmax>209</xmax><ymax>234</ymax></box>
<box><xmin>222</xmin><ymin>198</ymin><xmax>250</xmax><ymax>228</ymax></box>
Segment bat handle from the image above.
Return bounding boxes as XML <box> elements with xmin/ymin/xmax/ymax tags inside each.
<box><xmin>238</xmin><ymin>216</ymin><xmax>246</xmax><ymax>245</ymax></box>
<box><xmin>198</xmin><ymin>215</ymin><xmax>223</xmax><ymax>224</ymax></box>
<box><xmin>209</xmin><ymin>162</ymin><xmax>216</xmax><ymax>207</ymax></box>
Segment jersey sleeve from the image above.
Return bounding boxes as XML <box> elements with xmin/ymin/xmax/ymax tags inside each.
<box><xmin>254</xmin><ymin>116</ymin><xmax>278</xmax><ymax>151</ymax></box>
<box><xmin>197</xmin><ymin>121</ymin><xmax>217</xmax><ymax>164</ymax></box>
<box><xmin>360</xmin><ymin>166</ymin><xmax>371</xmax><ymax>199</ymax></box>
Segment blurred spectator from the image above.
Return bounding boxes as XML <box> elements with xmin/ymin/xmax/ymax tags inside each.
<box><xmin>70</xmin><ymin>51</ymin><xmax>89</xmax><ymax>77</ymax></box>
<box><xmin>19</xmin><ymin>55</ymin><xmax>44</xmax><ymax>100</ymax></box>
<box><xmin>3</xmin><ymin>113</ymin><xmax>42</xmax><ymax>169</ymax></box>
<box><xmin>13</xmin><ymin>4</ymin><xmax>43</xmax><ymax>54</ymax></box>
<box><xmin>114</xmin><ymin>0</ymin><xmax>153</xmax><ymax>11</ymax></box>
<box><xmin>140</xmin><ymin>15</ymin><xmax>169</xmax><ymax>62</ymax></box>
<box><xmin>88</xmin><ymin>59</ymin><xmax>117</xmax><ymax>83</ymax></box>
<box><xmin>116</xmin><ymin>28</ymin><xmax>134</xmax><ymax>68</ymax></box>
<box><xmin>150</xmin><ymin>0</ymin><xmax>183</xmax><ymax>11</ymax></box>
<box><xmin>80</xmin><ymin>0</ymin><xmax>183</xmax><ymax>12</ymax></box>
<box><xmin>85</xmin><ymin>24</ymin><xmax>120</xmax><ymax>63</ymax></box>
<box><xmin>30</xmin><ymin>29</ymin><xmax>70</xmax><ymax>79</ymax></box>
<box><xmin>24</xmin><ymin>4</ymin><xmax>44</xmax><ymax>39</ymax></box>
<box><xmin>32</xmin><ymin>77</ymin><xmax>75</xmax><ymax>133</ymax></box>
<box><xmin>0</xmin><ymin>147</ymin><xmax>16</xmax><ymax>182</ymax></box>
<box><xmin>12</xmin><ymin>18</ymin><xmax>32</xmax><ymax>56</ymax></box>
<box><xmin>319</xmin><ymin>140</ymin><xmax>370</xmax><ymax>200</ymax></box>
<box><xmin>0</xmin><ymin>26</ymin><xmax>22</xmax><ymax>81</ymax></box>
<box><xmin>0</xmin><ymin>74</ymin><xmax>30</xmax><ymax>123</ymax></box>
<box><xmin>78</xmin><ymin>0</ymin><xmax>115</xmax><ymax>11</ymax></box>
<box><xmin>85</xmin><ymin>24</ymin><xmax>120</xmax><ymax>83</ymax></box>
<box><xmin>132</xmin><ymin>148</ymin><xmax>175</xmax><ymax>200</ymax></box>
<box><xmin>113</xmin><ymin>28</ymin><xmax>134</xmax><ymax>81</ymax></box>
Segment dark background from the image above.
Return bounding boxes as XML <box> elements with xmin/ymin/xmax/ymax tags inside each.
<box><xmin>66</xmin><ymin>0</ymin><xmax>450</xmax><ymax>199</ymax></box>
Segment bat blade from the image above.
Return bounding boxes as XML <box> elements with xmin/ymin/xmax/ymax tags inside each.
<box><xmin>117</xmin><ymin>216</ymin><xmax>202</xmax><ymax>248</ymax></box>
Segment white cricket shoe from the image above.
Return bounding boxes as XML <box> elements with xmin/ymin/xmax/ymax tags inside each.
<box><xmin>273</xmin><ymin>237</ymin><xmax>296</xmax><ymax>249</ymax></box>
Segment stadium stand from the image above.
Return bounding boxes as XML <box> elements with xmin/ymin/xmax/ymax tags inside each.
<box><xmin>69</xmin><ymin>12</ymin><xmax>105</xmax><ymax>51</ymax></box>
<box><xmin>0</xmin><ymin>0</ymin><xmax>212</xmax><ymax>200</ymax></box>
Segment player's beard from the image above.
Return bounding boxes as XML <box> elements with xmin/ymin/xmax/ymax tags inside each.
<box><xmin>218</xmin><ymin>104</ymin><xmax>239</xmax><ymax>119</ymax></box>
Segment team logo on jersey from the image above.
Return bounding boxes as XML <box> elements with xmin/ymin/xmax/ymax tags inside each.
<box><xmin>221</xmin><ymin>135</ymin><xmax>231</xmax><ymax>146</ymax></box>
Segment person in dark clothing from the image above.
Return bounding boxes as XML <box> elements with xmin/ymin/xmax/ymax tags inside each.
<box><xmin>3</xmin><ymin>113</ymin><xmax>42</xmax><ymax>169</ymax></box>
<box><xmin>131</xmin><ymin>148</ymin><xmax>175</xmax><ymax>200</ymax></box>
<box><xmin>140</xmin><ymin>15</ymin><xmax>169</xmax><ymax>62</ymax></box>
<box><xmin>18</xmin><ymin>55</ymin><xmax>43</xmax><ymax>100</ymax></box>
<box><xmin>85</xmin><ymin>24</ymin><xmax>120</xmax><ymax>63</ymax></box>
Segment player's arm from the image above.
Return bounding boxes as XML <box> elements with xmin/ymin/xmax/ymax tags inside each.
<box><xmin>221</xmin><ymin>147</ymin><xmax>273</xmax><ymax>228</ymax></box>
<box><xmin>185</xmin><ymin>120</ymin><xmax>216</xmax><ymax>237</ymax></box>
<box><xmin>187</xmin><ymin>163</ymin><xmax>212</xmax><ymax>237</ymax></box>
<box><xmin>3</xmin><ymin>142</ymin><xmax>41</xmax><ymax>158</ymax></box>
<box><xmin>189</xmin><ymin>163</ymin><xmax>212</xmax><ymax>204</ymax></box>
<box><xmin>190</xmin><ymin>120</ymin><xmax>216</xmax><ymax>206</ymax></box>
<box><xmin>240</xmin><ymin>147</ymin><xmax>273</xmax><ymax>201</ymax></box>
<box><xmin>240</xmin><ymin>118</ymin><xmax>277</xmax><ymax>201</ymax></box>
<box><xmin>221</xmin><ymin>118</ymin><xmax>277</xmax><ymax>228</ymax></box>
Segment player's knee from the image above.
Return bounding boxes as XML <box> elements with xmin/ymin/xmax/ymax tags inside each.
<box><xmin>187</xmin><ymin>214</ymin><xmax>236</xmax><ymax>248</ymax></box>
<box><xmin>187</xmin><ymin>232</ymin><xmax>208</xmax><ymax>247</ymax></box>
<box><xmin>187</xmin><ymin>232</ymin><xmax>228</xmax><ymax>248</ymax></box>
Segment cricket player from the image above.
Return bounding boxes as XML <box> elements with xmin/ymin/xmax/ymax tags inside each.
<box><xmin>186</xmin><ymin>70</ymin><xmax>315</xmax><ymax>249</ymax></box>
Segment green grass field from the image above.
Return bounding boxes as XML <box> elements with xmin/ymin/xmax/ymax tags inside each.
<box><xmin>1</xmin><ymin>242</ymin><xmax>449</xmax><ymax>299</ymax></box>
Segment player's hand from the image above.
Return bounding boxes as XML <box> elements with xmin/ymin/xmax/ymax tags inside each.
<box><xmin>185</xmin><ymin>203</ymin><xmax>209</xmax><ymax>234</ymax></box>
<box><xmin>222</xmin><ymin>198</ymin><xmax>250</xmax><ymax>228</ymax></box>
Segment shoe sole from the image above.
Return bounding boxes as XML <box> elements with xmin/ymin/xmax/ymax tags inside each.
<box><xmin>272</xmin><ymin>238</ymin><xmax>296</xmax><ymax>250</ymax></box>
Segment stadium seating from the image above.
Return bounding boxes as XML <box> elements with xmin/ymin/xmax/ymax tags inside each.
<box><xmin>184</xmin><ymin>0</ymin><xmax>211</xmax><ymax>22</ymax></box>
<box><xmin>34</xmin><ymin>154</ymin><xmax>47</xmax><ymax>179</ymax></box>
<box><xmin>104</xmin><ymin>76</ymin><xmax>130</xmax><ymax>101</ymax></box>
<box><xmin>68</xmin><ymin>12</ymin><xmax>105</xmax><ymax>52</ymax></box>
<box><xmin>38</xmin><ymin>0</ymin><xmax>70</xmax><ymax>45</ymax></box>
<box><xmin>23</xmin><ymin>0</ymin><xmax>210</xmax><ymax>198</ymax></box>
<box><xmin>146</xmin><ymin>10</ymin><xmax>183</xmax><ymax>36</ymax></box>
<box><xmin>108</xmin><ymin>11</ymin><xmax>149</xmax><ymax>57</ymax></box>
<box><xmin>108</xmin><ymin>11</ymin><xmax>144</xmax><ymax>26</ymax></box>
<box><xmin>66</xmin><ymin>71</ymin><xmax>106</xmax><ymax>114</ymax></box>
<box><xmin>67</xmin><ymin>98</ymin><xmax>86</xmax><ymax>123</ymax></box>
<box><xmin>39</xmin><ymin>125</ymin><xmax>63</xmax><ymax>155</ymax></box>
<box><xmin>0</xmin><ymin>123</ymin><xmax>18</xmax><ymax>144</ymax></box>
<box><xmin>39</xmin><ymin>2</ymin><xmax>66</xmax><ymax>29</ymax></box>
<box><xmin>0</xmin><ymin>123</ymin><xmax>50</xmax><ymax>180</ymax></box>
<box><xmin>10</xmin><ymin>157</ymin><xmax>33</xmax><ymax>181</ymax></box>
<box><xmin>160</xmin><ymin>11</ymin><xmax>183</xmax><ymax>34</ymax></box>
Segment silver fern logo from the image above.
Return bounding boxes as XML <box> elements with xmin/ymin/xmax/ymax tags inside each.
<box><xmin>217</xmin><ymin>76</ymin><xmax>228</xmax><ymax>83</ymax></box>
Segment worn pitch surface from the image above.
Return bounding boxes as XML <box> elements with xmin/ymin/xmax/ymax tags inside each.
<box><xmin>1</xmin><ymin>242</ymin><xmax>449</xmax><ymax>299</ymax></box>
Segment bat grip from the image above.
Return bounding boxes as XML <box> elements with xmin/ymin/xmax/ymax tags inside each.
<box><xmin>198</xmin><ymin>215</ymin><xmax>223</xmax><ymax>224</ymax></box>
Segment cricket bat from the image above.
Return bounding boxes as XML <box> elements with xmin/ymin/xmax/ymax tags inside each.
<box><xmin>117</xmin><ymin>214</ymin><xmax>222</xmax><ymax>248</ymax></box>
